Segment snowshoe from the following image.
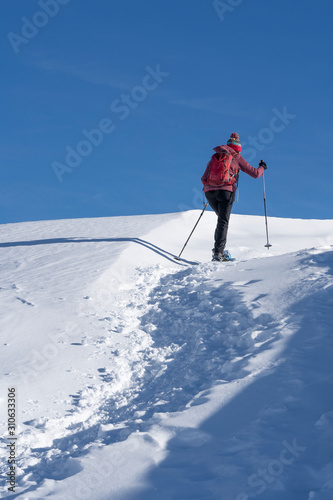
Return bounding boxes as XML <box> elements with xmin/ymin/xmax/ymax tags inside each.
<box><xmin>212</xmin><ymin>250</ymin><xmax>233</xmax><ymax>262</ymax></box>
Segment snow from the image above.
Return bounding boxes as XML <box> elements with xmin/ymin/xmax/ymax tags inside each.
<box><xmin>1</xmin><ymin>210</ymin><xmax>333</xmax><ymax>499</ymax></box>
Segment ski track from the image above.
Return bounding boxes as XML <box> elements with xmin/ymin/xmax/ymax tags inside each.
<box><xmin>1</xmin><ymin>235</ymin><xmax>333</xmax><ymax>499</ymax></box>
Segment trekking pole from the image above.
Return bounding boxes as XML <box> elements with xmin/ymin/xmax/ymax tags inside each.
<box><xmin>262</xmin><ymin>170</ymin><xmax>272</xmax><ymax>249</ymax></box>
<box><xmin>175</xmin><ymin>203</ymin><xmax>209</xmax><ymax>260</ymax></box>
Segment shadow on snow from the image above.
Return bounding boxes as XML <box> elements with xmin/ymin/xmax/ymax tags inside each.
<box><xmin>5</xmin><ymin>251</ymin><xmax>333</xmax><ymax>499</ymax></box>
<box><xmin>124</xmin><ymin>250</ymin><xmax>333</xmax><ymax>500</ymax></box>
<box><xmin>0</xmin><ymin>237</ymin><xmax>197</xmax><ymax>265</ymax></box>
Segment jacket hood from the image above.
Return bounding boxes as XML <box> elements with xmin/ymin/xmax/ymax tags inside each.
<box><xmin>213</xmin><ymin>144</ymin><xmax>238</xmax><ymax>154</ymax></box>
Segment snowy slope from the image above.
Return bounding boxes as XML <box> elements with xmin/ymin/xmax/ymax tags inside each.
<box><xmin>0</xmin><ymin>211</ymin><xmax>333</xmax><ymax>500</ymax></box>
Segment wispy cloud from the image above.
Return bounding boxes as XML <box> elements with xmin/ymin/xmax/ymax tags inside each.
<box><xmin>33</xmin><ymin>58</ymin><xmax>132</xmax><ymax>90</ymax></box>
<box><xmin>170</xmin><ymin>97</ymin><xmax>248</xmax><ymax>117</ymax></box>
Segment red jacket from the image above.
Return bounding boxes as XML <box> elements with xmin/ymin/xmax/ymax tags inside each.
<box><xmin>202</xmin><ymin>145</ymin><xmax>265</xmax><ymax>192</ymax></box>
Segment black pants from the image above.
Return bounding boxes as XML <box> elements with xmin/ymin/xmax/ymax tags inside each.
<box><xmin>205</xmin><ymin>189</ymin><xmax>235</xmax><ymax>254</ymax></box>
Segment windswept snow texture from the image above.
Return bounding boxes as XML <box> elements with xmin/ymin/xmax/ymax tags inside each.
<box><xmin>1</xmin><ymin>211</ymin><xmax>333</xmax><ymax>500</ymax></box>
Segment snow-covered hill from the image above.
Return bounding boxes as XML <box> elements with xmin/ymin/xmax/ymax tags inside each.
<box><xmin>1</xmin><ymin>211</ymin><xmax>333</xmax><ymax>500</ymax></box>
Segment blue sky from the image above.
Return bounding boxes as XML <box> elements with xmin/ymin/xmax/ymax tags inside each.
<box><xmin>1</xmin><ymin>0</ymin><xmax>332</xmax><ymax>224</ymax></box>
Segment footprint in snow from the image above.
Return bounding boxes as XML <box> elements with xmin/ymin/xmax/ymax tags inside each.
<box><xmin>16</xmin><ymin>296</ymin><xmax>35</xmax><ymax>307</ymax></box>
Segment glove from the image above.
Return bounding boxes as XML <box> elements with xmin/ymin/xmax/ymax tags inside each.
<box><xmin>259</xmin><ymin>160</ymin><xmax>267</xmax><ymax>169</ymax></box>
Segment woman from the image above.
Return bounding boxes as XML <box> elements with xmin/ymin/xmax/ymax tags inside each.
<box><xmin>202</xmin><ymin>132</ymin><xmax>267</xmax><ymax>261</ymax></box>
